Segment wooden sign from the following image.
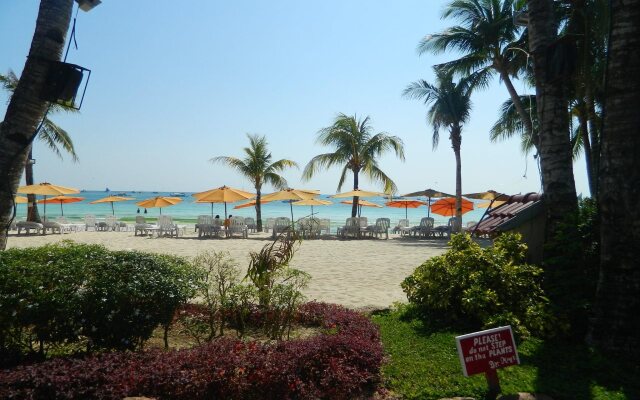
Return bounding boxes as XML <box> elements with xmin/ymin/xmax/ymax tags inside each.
<box><xmin>455</xmin><ymin>325</ymin><xmax>519</xmax><ymax>376</ymax></box>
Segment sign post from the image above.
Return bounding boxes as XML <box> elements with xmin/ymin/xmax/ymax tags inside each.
<box><xmin>455</xmin><ymin>326</ymin><xmax>519</xmax><ymax>399</ymax></box>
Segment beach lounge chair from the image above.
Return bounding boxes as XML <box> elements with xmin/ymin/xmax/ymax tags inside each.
<box><xmin>337</xmin><ymin>217</ymin><xmax>359</xmax><ymax>239</ymax></box>
<box><xmin>244</xmin><ymin>217</ymin><xmax>256</xmax><ymax>233</ymax></box>
<box><xmin>134</xmin><ymin>216</ymin><xmax>159</xmax><ymax>236</ymax></box>
<box><xmin>16</xmin><ymin>221</ymin><xmax>44</xmax><ymax>235</ymax></box>
<box><xmin>272</xmin><ymin>217</ymin><xmax>291</xmax><ymax>238</ymax></box>
<box><xmin>410</xmin><ymin>217</ymin><xmax>434</xmax><ymax>238</ymax></box>
<box><xmin>228</xmin><ymin>216</ymin><xmax>248</xmax><ymax>238</ymax></box>
<box><xmin>103</xmin><ymin>215</ymin><xmax>119</xmax><ymax>231</ymax></box>
<box><xmin>197</xmin><ymin>215</ymin><xmax>213</xmax><ymax>237</ymax></box>
<box><xmin>393</xmin><ymin>219</ymin><xmax>409</xmax><ymax>234</ymax></box>
<box><xmin>56</xmin><ymin>216</ymin><xmax>82</xmax><ymax>232</ymax></box>
<box><xmin>84</xmin><ymin>215</ymin><xmax>97</xmax><ymax>231</ymax></box>
<box><xmin>368</xmin><ymin>218</ymin><xmax>390</xmax><ymax>239</ymax></box>
<box><xmin>265</xmin><ymin>218</ymin><xmax>275</xmax><ymax>233</ymax></box>
<box><xmin>463</xmin><ymin>220</ymin><xmax>477</xmax><ymax>232</ymax></box>
<box><xmin>43</xmin><ymin>220</ymin><xmax>64</xmax><ymax>234</ymax></box>
<box><xmin>158</xmin><ymin>215</ymin><xmax>179</xmax><ymax>237</ymax></box>
<box><xmin>433</xmin><ymin>217</ymin><xmax>455</xmax><ymax>238</ymax></box>
<box><xmin>357</xmin><ymin>217</ymin><xmax>368</xmax><ymax>238</ymax></box>
<box><xmin>319</xmin><ymin>218</ymin><xmax>331</xmax><ymax>235</ymax></box>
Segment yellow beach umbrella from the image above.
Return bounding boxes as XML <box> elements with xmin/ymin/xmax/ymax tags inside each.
<box><xmin>90</xmin><ymin>195</ymin><xmax>135</xmax><ymax>215</ymax></box>
<box><xmin>463</xmin><ymin>190</ymin><xmax>508</xmax><ymax>201</ymax></box>
<box><xmin>262</xmin><ymin>188</ymin><xmax>320</xmax><ymax>224</ymax></box>
<box><xmin>192</xmin><ymin>186</ymin><xmax>255</xmax><ymax>218</ymax></box>
<box><xmin>340</xmin><ymin>198</ymin><xmax>382</xmax><ymax>217</ymax></box>
<box><xmin>15</xmin><ymin>196</ymin><xmax>28</xmax><ymax>204</ymax></box>
<box><xmin>330</xmin><ymin>189</ymin><xmax>385</xmax><ymax>198</ymax></box>
<box><xmin>18</xmin><ymin>182</ymin><xmax>80</xmax><ymax>219</ymax></box>
<box><xmin>137</xmin><ymin>196</ymin><xmax>182</xmax><ymax>215</ymax></box>
<box><xmin>477</xmin><ymin>200</ymin><xmax>507</xmax><ymax>209</ymax></box>
<box><xmin>38</xmin><ymin>195</ymin><xmax>84</xmax><ymax>216</ymax></box>
<box><xmin>292</xmin><ymin>198</ymin><xmax>332</xmax><ymax>216</ymax></box>
<box><xmin>463</xmin><ymin>190</ymin><xmax>510</xmax><ymax>235</ymax></box>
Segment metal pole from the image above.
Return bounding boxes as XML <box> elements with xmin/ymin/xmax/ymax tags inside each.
<box><xmin>60</xmin><ymin>201</ymin><xmax>63</xmax><ymax>216</ymax></box>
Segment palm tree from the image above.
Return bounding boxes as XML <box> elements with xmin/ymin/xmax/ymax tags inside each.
<box><xmin>0</xmin><ymin>0</ymin><xmax>75</xmax><ymax>250</ymax></box>
<box><xmin>420</xmin><ymin>0</ymin><xmax>534</xmax><ymax>146</ymax></box>
<box><xmin>302</xmin><ymin>114</ymin><xmax>405</xmax><ymax>218</ymax></box>
<box><xmin>589</xmin><ymin>0</ymin><xmax>640</xmax><ymax>357</ymax></box>
<box><xmin>1</xmin><ymin>71</ymin><xmax>78</xmax><ymax>222</ymax></box>
<box><xmin>404</xmin><ymin>68</ymin><xmax>480</xmax><ymax>232</ymax></box>
<box><xmin>210</xmin><ymin>134</ymin><xmax>298</xmax><ymax>232</ymax></box>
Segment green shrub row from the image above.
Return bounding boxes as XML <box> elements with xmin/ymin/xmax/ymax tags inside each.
<box><xmin>0</xmin><ymin>241</ymin><xmax>199</xmax><ymax>366</ymax></box>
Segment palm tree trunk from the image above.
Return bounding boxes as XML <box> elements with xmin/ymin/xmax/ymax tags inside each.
<box><xmin>527</xmin><ymin>0</ymin><xmax>579</xmax><ymax>237</ymax></box>
<box><xmin>0</xmin><ymin>0</ymin><xmax>74</xmax><ymax>250</ymax></box>
<box><xmin>499</xmin><ymin>69</ymin><xmax>537</xmax><ymax>150</ymax></box>
<box><xmin>351</xmin><ymin>169</ymin><xmax>359</xmax><ymax>218</ymax></box>
<box><xmin>25</xmin><ymin>146</ymin><xmax>41</xmax><ymax>222</ymax></box>
<box><xmin>589</xmin><ymin>0</ymin><xmax>640</xmax><ymax>357</ymax></box>
<box><xmin>451</xmin><ymin>126</ymin><xmax>462</xmax><ymax>233</ymax></box>
<box><xmin>256</xmin><ymin>188</ymin><xmax>263</xmax><ymax>232</ymax></box>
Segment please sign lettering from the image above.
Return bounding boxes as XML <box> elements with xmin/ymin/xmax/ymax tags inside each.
<box><xmin>455</xmin><ymin>325</ymin><xmax>520</xmax><ymax>377</ymax></box>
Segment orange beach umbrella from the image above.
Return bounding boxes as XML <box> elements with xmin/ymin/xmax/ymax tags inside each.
<box><xmin>89</xmin><ymin>195</ymin><xmax>135</xmax><ymax>215</ymax></box>
<box><xmin>430</xmin><ymin>197</ymin><xmax>474</xmax><ymax>217</ymax></box>
<box><xmin>38</xmin><ymin>195</ymin><xmax>84</xmax><ymax>216</ymax></box>
<box><xmin>15</xmin><ymin>196</ymin><xmax>28</xmax><ymax>204</ymax></box>
<box><xmin>385</xmin><ymin>199</ymin><xmax>426</xmax><ymax>219</ymax></box>
<box><xmin>402</xmin><ymin>188</ymin><xmax>454</xmax><ymax>217</ymax></box>
<box><xmin>233</xmin><ymin>199</ymin><xmax>273</xmax><ymax>210</ymax></box>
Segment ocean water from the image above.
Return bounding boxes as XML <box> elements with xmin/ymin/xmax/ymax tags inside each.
<box><xmin>15</xmin><ymin>190</ymin><xmax>488</xmax><ymax>233</ymax></box>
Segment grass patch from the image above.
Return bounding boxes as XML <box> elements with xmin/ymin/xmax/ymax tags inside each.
<box><xmin>372</xmin><ymin>309</ymin><xmax>639</xmax><ymax>400</ymax></box>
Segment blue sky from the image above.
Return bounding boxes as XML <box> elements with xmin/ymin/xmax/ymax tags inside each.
<box><xmin>0</xmin><ymin>1</ymin><xmax>589</xmax><ymax>196</ymax></box>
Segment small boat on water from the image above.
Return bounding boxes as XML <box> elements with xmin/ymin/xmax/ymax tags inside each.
<box><xmin>105</xmin><ymin>187</ymin><xmax>110</xmax><ymax>192</ymax></box>
<box><xmin>170</xmin><ymin>192</ymin><xmax>187</xmax><ymax>197</ymax></box>
<box><xmin>115</xmin><ymin>192</ymin><xmax>129</xmax><ymax>196</ymax></box>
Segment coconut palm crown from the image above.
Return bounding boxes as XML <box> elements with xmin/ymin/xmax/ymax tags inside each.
<box><xmin>420</xmin><ymin>0</ymin><xmax>533</xmax><ymax>143</ymax></box>
<box><xmin>210</xmin><ymin>134</ymin><xmax>298</xmax><ymax>232</ymax></box>
<box><xmin>404</xmin><ymin>68</ymin><xmax>481</xmax><ymax>232</ymax></box>
<box><xmin>302</xmin><ymin>114</ymin><xmax>404</xmax><ymax>217</ymax></box>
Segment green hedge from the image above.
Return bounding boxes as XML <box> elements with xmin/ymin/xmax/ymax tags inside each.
<box><xmin>401</xmin><ymin>233</ymin><xmax>555</xmax><ymax>338</ymax></box>
<box><xmin>0</xmin><ymin>242</ymin><xmax>199</xmax><ymax>365</ymax></box>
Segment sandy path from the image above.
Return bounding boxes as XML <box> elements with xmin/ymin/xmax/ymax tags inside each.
<box><xmin>6</xmin><ymin>231</ymin><xmax>449</xmax><ymax>309</ymax></box>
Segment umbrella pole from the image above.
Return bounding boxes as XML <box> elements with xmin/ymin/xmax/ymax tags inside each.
<box><xmin>211</xmin><ymin>203</ymin><xmax>213</xmax><ymax>217</ymax></box>
<box><xmin>427</xmin><ymin>196</ymin><xmax>431</xmax><ymax>218</ymax></box>
<box><xmin>471</xmin><ymin>199</ymin><xmax>494</xmax><ymax>236</ymax></box>
<box><xmin>111</xmin><ymin>202</ymin><xmax>115</xmax><ymax>216</ymax></box>
<box><xmin>224</xmin><ymin>202</ymin><xmax>228</xmax><ymax>219</ymax></box>
<box><xmin>405</xmin><ymin>205</ymin><xmax>407</xmax><ymax>220</ymax></box>
<box><xmin>289</xmin><ymin>201</ymin><xmax>294</xmax><ymax>229</ymax></box>
<box><xmin>60</xmin><ymin>201</ymin><xmax>63</xmax><ymax>216</ymax></box>
<box><xmin>43</xmin><ymin>195</ymin><xmax>47</xmax><ymax>222</ymax></box>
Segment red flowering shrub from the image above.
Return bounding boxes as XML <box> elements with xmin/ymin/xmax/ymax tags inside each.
<box><xmin>0</xmin><ymin>302</ymin><xmax>382</xmax><ymax>399</ymax></box>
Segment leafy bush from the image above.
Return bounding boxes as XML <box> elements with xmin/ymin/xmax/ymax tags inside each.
<box><xmin>81</xmin><ymin>250</ymin><xmax>199</xmax><ymax>350</ymax></box>
<box><xmin>401</xmin><ymin>233</ymin><xmax>554</xmax><ymax>337</ymax></box>
<box><xmin>0</xmin><ymin>302</ymin><xmax>383</xmax><ymax>400</ymax></box>
<box><xmin>0</xmin><ymin>242</ymin><xmax>199</xmax><ymax>363</ymax></box>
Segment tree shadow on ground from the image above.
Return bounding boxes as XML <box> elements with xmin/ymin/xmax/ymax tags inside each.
<box><xmin>522</xmin><ymin>338</ymin><xmax>640</xmax><ymax>400</ymax></box>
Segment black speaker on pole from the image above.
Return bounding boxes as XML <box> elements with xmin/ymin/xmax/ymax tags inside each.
<box><xmin>41</xmin><ymin>61</ymin><xmax>91</xmax><ymax>110</ymax></box>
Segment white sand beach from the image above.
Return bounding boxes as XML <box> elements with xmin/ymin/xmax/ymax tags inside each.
<box><xmin>6</xmin><ymin>231</ymin><xmax>450</xmax><ymax>310</ymax></box>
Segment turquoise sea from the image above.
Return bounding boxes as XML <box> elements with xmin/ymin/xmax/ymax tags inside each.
<box><xmin>15</xmin><ymin>190</ymin><xmax>488</xmax><ymax>233</ymax></box>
